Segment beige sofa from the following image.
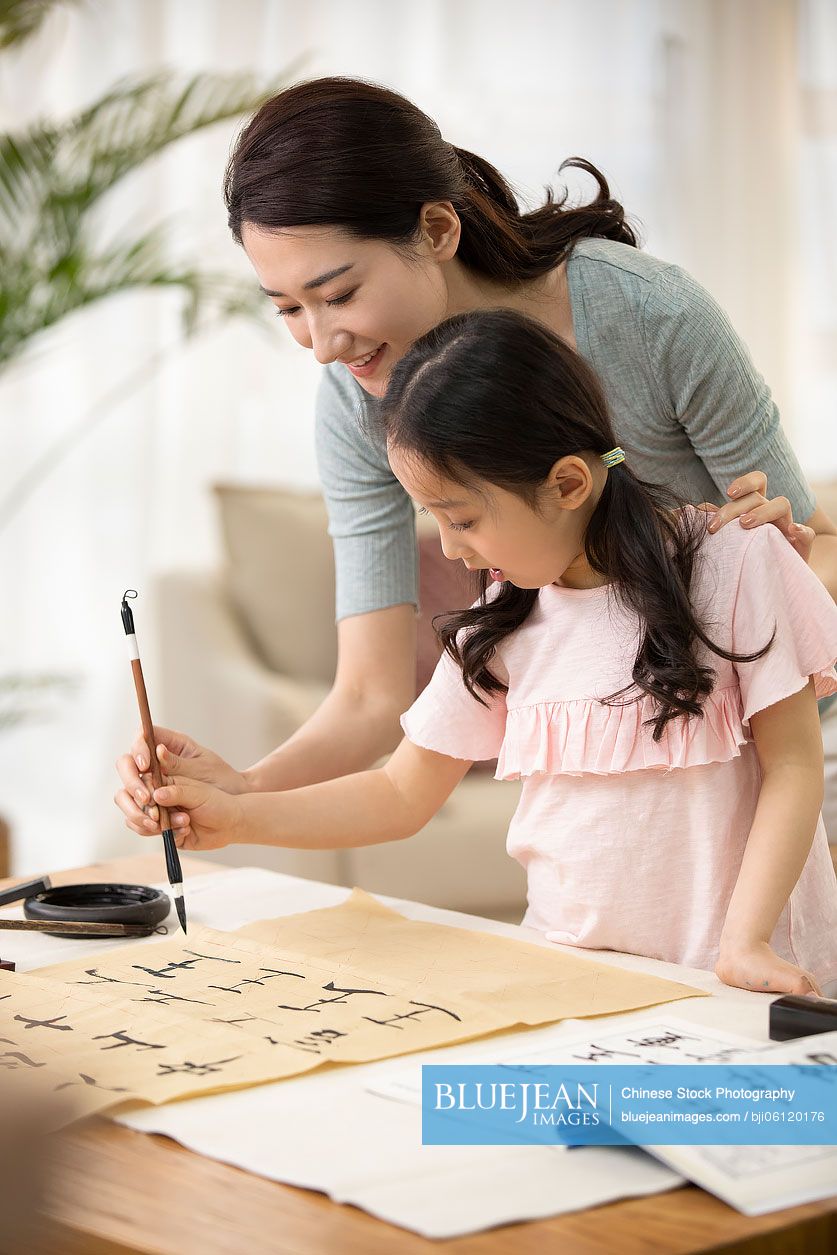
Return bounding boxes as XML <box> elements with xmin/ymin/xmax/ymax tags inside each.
<box><xmin>150</xmin><ymin>485</ymin><xmax>526</xmax><ymax>921</ymax></box>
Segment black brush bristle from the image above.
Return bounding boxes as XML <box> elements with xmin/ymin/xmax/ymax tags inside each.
<box><xmin>162</xmin><ymin>830</ymin><xmax>187</xmax><ymax>932</ymax></box>
<box><xmin>163</xmin><ymin>830</ymin><xmax>182</xmax><ymax>884</ymax></box>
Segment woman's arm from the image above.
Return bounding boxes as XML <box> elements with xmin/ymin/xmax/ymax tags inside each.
<box><xmin>806</xmin><ymin>508</ymin><xmax>837</xmax><ymax>598</ymax></box>
<box><xmin>115</xmin><ymin>362</ymin><xmax>421</xmax><ymax>833</ymax></box>
<box><xmin>240</xmin><ymin>360</ymin><xmax>423</xmax><ymax>790</ymax></box>
<box><xmin>243</xmin><ymin>602</ymin><xmax>418</xmax><ymax>791</ymax></box>
<box><xmin>152</xmin><ymin>736</ymin><xmax>472</xmax><ymax>853</ymax></box>
<box><xmin>716</xmin><ymin>679</ymin><xmax>824</xmax><ymax>995</ymax></box>
<box><xmin>646</xmin><ymin>266</ymin><xmax>837</xmax><ymax>596</ymax></box>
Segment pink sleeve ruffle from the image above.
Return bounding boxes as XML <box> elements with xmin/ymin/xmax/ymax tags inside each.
<box><xmin>731</xmin><ymin>525</ymin><xmax>837</xmax><ymax>723</ymax></box>
<box><xmin>401</xmin><ymin>648</ymin><xmax>507</xmax><ymax>762</ymax></box>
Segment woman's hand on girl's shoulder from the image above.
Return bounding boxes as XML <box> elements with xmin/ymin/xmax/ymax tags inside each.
<box><xmin>715</xmin><ymin>938</ymin><xmax>822</xmax><ymax>997</ymax></box>
<box><xmin>698</xmin><ymin>470</ymin><xmax>815</xmax><ymax>562</ymax></box>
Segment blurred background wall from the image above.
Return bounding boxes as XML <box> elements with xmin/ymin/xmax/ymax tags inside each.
<box><xmin>0</xmin><ymin>0</ymin><xmax>835</xmax><ymax>876</ymax></box>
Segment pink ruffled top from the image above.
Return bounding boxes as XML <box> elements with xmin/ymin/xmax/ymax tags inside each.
<box><xmin>402</xmin><ymin>513</ymin><xmax>837</xmax><ymax>979</ymax></box>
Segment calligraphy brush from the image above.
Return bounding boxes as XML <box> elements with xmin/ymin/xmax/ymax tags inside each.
<box><xmin>120</xmin><ymin>590</ymin><xmax>187</xmax><ymax>934</ymax></box>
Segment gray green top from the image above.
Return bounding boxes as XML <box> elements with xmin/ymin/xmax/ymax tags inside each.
<box><xmin>315</xmin><ymin>238</ymin><xmax>816</xmax><ymax>622</ymax></box>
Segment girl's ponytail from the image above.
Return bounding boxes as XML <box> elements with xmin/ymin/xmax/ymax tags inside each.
<box><xmin>585</xmin><ymin>468</ymin><xmax>771</xmax><ymax>740</ymax></box>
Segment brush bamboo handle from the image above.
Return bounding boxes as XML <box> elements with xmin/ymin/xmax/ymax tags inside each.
<box><xmin>130</xmin><ymin>658</ymin><xmax>171</xmax><ymax>831</ymax></box>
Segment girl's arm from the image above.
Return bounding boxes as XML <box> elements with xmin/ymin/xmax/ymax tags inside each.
<box><xmin>150</xmin><ymin>736</ymin><xmax>472</xmax><ymax>853</ymax></box>
<box><xmin>716</xmin><ymin>678</ymin><xmax>825</xmax><ymax>995</ymax></box>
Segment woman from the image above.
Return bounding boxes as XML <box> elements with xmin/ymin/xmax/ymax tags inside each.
<box><xmin>115</xmin><ymin>77</ymin><xmax>837</xmax><ymax>839</ymax></box>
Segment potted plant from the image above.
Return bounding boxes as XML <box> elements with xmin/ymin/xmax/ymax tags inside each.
<box><xmin>0</xmin><ymin>1</ymin><xmax>299</xmax><ymax>872</ymax></box>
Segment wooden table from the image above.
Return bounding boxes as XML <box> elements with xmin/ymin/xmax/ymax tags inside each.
<box><xmin>2</xmin><ymin>853</ymin><xmax>836</xmax><ymax>1255</ymax></box>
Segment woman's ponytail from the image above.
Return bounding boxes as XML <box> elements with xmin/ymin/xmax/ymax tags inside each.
<box><xmin>453</xmin><ymin>147</ymin><xmax>520</xmax><ymax>216</ymax></box>
<box><xmin>452</xmin><ymin>148</ymin><xmax>639</xmax><ymax>283</ymax></box>
<box><xmin>522</xmin><ymin>157</ymin><xmax>640</xmax><ymax>263</ymax></box>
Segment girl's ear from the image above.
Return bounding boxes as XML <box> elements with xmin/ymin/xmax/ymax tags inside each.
<box><xmin>418</xmin><ymin>201</ymin><xmax>460</xmax><ymax>261</ymax></box>
<box><xmin>548</xmin><ymin>456</ymin><xmax>594</xmax><ymax>510</ymax></box>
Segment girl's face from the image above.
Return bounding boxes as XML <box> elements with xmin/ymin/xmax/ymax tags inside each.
<box><xmin>388</xmin><ymin>448</ymin><xmax>605</xmax><ymax>590</ymax></box>
<box><xmin>242</xmin><ymin>221</ymin><xmax>453</xmax><ymax>398</ymax></box>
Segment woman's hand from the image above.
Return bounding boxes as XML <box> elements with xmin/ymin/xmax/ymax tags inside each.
<box><xmin>143</xmin><ymin>777</ymin><xmax>246</xmax><ymax>852</ymax></box>
<box><xmin>715</xmin><ymin>938</ymin><xmax>822</xmax><ymax>997</ymax></box>
<box><xmin>115</xmin><ymin>727</ymin><xmax>250</xmax><ymax>841</ymax></box>
<box><xmin>699</xmin><ymin>471</ymin><xmax>815</xmax><ymax>562</ymax></box>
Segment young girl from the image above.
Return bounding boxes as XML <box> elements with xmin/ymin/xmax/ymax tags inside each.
<box><xmin>148</xmin><ymin>311</ymin><xmax>837</xmax><ymax>997</ymax></box>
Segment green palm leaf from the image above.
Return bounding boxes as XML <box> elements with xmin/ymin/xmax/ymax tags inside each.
<box><xmin>0</xmin><ymin>0</ymin><xmax>81</xmax><ymax>49</ymax></box>
<box><xmin>0</xmin><ymin>229</ymin><xmax>267</xmax><ymax>363</ymax></box>
<box><xmin>0</xmin><ymin>64</ymin><xmax>304</xmax><ymax>368</ymax></box>
<box><xmin>0</xmin><ymin>11</ymin><xmax>304</xmax><ymax>700</ymax></box>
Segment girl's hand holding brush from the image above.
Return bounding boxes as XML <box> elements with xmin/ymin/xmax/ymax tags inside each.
<box><xmin>115</xmin><ymin>727</ymin><xmax>251</xmax><ymax>841</ymax></box>
<box><xmin>141</xmin><ymin>776</ymin><xmax>246</xmax><ymax>852</ymax></box>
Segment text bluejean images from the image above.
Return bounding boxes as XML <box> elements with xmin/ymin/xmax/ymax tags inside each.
<box><xmin>421</xmin><ymin>1065</ymin><xmax>837</xmax><ymax>1145</ymax></box>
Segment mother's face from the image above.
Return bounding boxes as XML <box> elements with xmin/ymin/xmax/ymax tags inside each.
<box><xmin>242</xmin><ymin>221</ymin><xmax>452</xmax><ymax>398</ymax></box>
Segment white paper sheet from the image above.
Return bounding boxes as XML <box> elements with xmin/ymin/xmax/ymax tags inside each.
<box><xmin>15</xmin><ymin>866</ymin><xmax>827</xmax><ymax>1237</ymax></box>
<box><xmin>118</xmin><ymin>1050</ymin><xmax>684</xmax><ymax>1238</ymax></box>
<box><xmin>644</xmin><ymin>1031</ymin><xmax>837</xmax><ymax>1215</ymax></box>
<box><xmin>368</xmin><ymin>1013</ymin><xmax>770</xmax><ymax>1106</ymax></box>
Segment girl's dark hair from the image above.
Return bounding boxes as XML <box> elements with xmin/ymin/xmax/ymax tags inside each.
<box><xmin>381</xmin><ymin>310</ymin><xmax>772</xmax><ymax>741</ymax></box>
<box><xmin>224</xmin><ymin>77</ymin><xmax>638</xmax><ymax>281</ymax></box>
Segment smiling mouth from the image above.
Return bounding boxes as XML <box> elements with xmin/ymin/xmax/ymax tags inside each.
<box><xmin>348</xmin><ymin>347</ymin><xmax>379</xmax><ymax>366</ymax></box>
<box><xmin>343</xmin><ymin>344</ymin><xmax>386</xmax><ymax>372</ymax></box>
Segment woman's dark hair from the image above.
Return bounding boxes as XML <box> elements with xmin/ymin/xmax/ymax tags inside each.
<box><xmin>224</xmin><ymin>76</ymin><xmax>638</xmax><ymax>282</ymax></box>
<box><xmin>381</xmin><ymin>310</ymin><xmax>772</xmax><ymax>741</ymax></box>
